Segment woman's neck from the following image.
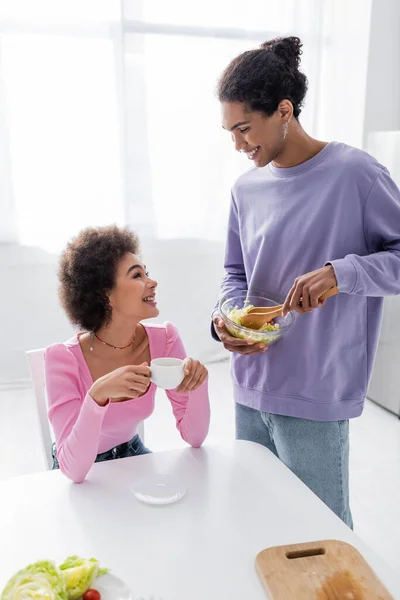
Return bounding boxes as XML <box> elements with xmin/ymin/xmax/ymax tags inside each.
<box><xmin>94</xmin><ymin>318</ymin><xmax>140</xmax><ymax>352</ymax></box>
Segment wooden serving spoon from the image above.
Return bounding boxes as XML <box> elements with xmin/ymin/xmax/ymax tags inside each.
<box><xmin>240</xmin><ymin>286</ymin><xmax>339</xmax><ymax>330</ymax></box>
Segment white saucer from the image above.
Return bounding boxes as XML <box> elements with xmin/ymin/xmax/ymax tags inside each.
<box><xmin>94</xmin><ymin>573</ymin><xmax>133</xmax><ymax>600</ymax></box>
<box><xmin>132</xmin><ymin>473</ymin><xmax>187</xmax><ymax>505</ymax></box>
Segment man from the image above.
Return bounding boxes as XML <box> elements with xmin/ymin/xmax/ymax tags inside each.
<box><xmin>212</xmin><ymin>37</ymin><xmax>400</xmax><ymax>527</ymax></box>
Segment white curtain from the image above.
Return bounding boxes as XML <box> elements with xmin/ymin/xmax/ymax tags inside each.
<box><xmin>0</xmin><ymin>0</ymin><xmax>373</xmax><ymax>370</ymax></box>
<box><xmin>0</xmin><ymin>0</ymin><xmax>373</xmax><ymax>250</ymax></box>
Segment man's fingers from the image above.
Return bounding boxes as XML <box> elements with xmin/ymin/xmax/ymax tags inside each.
<box><xmin>310</xmin><ymin>285</ymin><xmax>321</xmax><ymax>309</ymax></box>
<box><xmin>301</xmin><ymin>285</ymin><xmax>310</xmax><ymax>312</ymax></box>
<box><xmin>216</xmin><ymin>327</ymin><xmax>243</xmax><ymax>343</ymax></box>
<box><xmin>214</xmin><ymin>316</ymin><xmax>252</xmax><ymax>342</ymax></box>
<box><xmin>219</xmin><ymin>333</ymin><xmax>255</xmax><ymax>346</ymax></box>
<box><xmin>213</xmin><ymin>311</ymin><xmax>271</xmax><ymax>354</ymax></box>
<box><xmin>282</xmin><ymin>284</ymin><xmax>296</xmax><ymax>316</ymax></box>
<box><xmin>213</xmin><ymin>314</ymin><xmax>259</xmax><ymax>347</ymax></box>
<box><xmin>213</xmin><ymin>315</ymin><xmax>225</xmax><ymax>329</ymax></box>
<box><xmin>284</xmin><ymin>265</ymin><xmax>338</xmax><ymax>316</ymax></box>
<box><xmin>290</xmin><ymin>283</ymin><xmax>304</xmax><ymax>311</ymax></box>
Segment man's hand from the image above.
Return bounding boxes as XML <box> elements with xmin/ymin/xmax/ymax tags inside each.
<box><xmin>213</xmin><ymin>315</ymin><xmax>268</xmax><ymax>355</ymax></box>
<box><xmin>282</xmin><ymin>265</ymin><xmax>337</xmax><ymax>316</ymax></box>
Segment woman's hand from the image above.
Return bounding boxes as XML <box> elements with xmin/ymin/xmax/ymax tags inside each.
<box><xmin>89</xmin><ymin>362</ymin><xmax>151</xmax><ymax>405</ymax></box>
<box><xmin>176</xmin><ymin>358</ymin><xmax>208</xmax><ymax>393</ymax></box>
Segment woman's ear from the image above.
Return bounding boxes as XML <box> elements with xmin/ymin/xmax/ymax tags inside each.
<box><xmin>105</xmin><ymin>288</ymin><xmax>114</xmax><ymax>309</ymax></box>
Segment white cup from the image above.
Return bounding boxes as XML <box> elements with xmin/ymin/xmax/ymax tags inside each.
<box><xmin>150</xmin><ymin>357</ymin><xmax>185</xmax><ymax>390</ymax></box>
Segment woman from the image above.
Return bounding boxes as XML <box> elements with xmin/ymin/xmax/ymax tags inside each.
<box><xmin>212</xmin><ymin>37</ymin><xmax>400</xmax><ymax>527</ymax></box>
<box><xmin>45</xmin><ymin>225</ymin><xmax>210</xmax><ymax>483</ymax></box>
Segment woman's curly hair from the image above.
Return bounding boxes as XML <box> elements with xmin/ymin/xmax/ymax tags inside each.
<box><xmin>59</xmin><ymin>225</ymin><xmax>140</xmax><ymax>332</ymax></box>
<box><xmin>218</xmin><ymin>36</ymin><xmax>308</xmax><ymax>119</ymax></box>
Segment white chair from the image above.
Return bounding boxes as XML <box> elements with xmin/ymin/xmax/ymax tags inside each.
<box><xmin>26</xmin><ymin>348</ymin><xmax>145</xmax><ymax>471</ymax></box>
<box><xmin>26</xmin><ymin>348</ymin><xmax>53</xmax><ymax>469</ymax></box>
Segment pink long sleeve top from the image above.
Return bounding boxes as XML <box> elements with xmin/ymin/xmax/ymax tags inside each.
<box><xmin>44</xmin><ymin>322</ymin><xmax>210</xmax><ymax>482</ymax></box>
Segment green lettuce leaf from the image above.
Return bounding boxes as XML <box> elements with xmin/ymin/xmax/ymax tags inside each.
<box><xmin>1</xmin><ymin>560</ymin><xmax>67</xmax><ymax>600</ymax></box>
<box><xmin>59</xmin><ymin>556</ymin><xmax>108</xmax><ymax>600</ymax></box>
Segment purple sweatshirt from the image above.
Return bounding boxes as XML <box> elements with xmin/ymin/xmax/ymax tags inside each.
<box><xmin>215</xmin><ymin>142</ymin><xmax>400</xmax><ymax>421</ymax></box>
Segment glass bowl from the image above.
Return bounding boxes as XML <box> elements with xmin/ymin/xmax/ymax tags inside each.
<box><xmin>219</xmin><ymin>291</ymin><xmax>295</xmax><ymax>345</ymax></box>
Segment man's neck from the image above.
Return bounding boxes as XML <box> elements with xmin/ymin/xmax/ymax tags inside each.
<box><xmin>272</xmin><ymin>124</ymin><xmax>327</xmax><ymax>169</ymax></box>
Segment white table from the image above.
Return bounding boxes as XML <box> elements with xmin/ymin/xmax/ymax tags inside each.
<box><xmin>0</xmin><ymin>441</ymin><xmax>398</xmax><ymax>599</ymax></box>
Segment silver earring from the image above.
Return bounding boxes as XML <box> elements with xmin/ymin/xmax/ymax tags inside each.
<box><xmin>90</xmin><ymin>332</ymin><xmax>94</xmax><ymax>352</ymax></box>
<box><xmin>283</xmin><ymin>121</ymin><xmax>289</xmax><ymax>139</ymax></box>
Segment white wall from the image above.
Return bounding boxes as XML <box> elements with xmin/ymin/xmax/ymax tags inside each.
<box><xmin>363</xmin><ymin>0</ymin><xmax>400</xmax><ymax>414</ymax></box>
<box><xmin>0</xmin><ymin>244</ymin><xmax>74</xmax><ymax>384</ymax></box>
<box><xmin>363</xmin><ymin>0</ymin><xmax>400</xmax><ymax>147</ymax></box>
<box><xmin>140</xmin><ymin>238</ymin><xmax>228</xmax><ymax>364</ymax></box>
<box><xmin>366</xmin><ymin>132</ymin><xmax>400</xmax><ymax>415</ymax></box>
<box><xmin>0</xmin><ymin>239</ymin><xmax>227</xmax><ymax>384</ymax></box>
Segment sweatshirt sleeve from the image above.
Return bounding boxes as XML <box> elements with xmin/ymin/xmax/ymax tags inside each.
<box><xmin>163</xmin><ymin>322</ymin><xmax>210</xmax><ymax>447</ymax></box>
<box><xmin>44</xmin><ymin>344</ymin><xmax>110</xmax><ymax>483</ymax></box>
<box><xmin>211</xmin><ymin>191</ymin><xmax>248</xmax><ymax>340</ymax></box>
<box><xmin>329</xmin><ymin>168</ymin><xmax>400</xmax><ymax>296</ymax></box>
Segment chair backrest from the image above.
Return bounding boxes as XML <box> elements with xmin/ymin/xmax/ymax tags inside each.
<box><xmin>26</xmin><ymin>348</ymin><xmax>145</xmax><ymax>470</ymax></box>
<box><xmin>26</xmin><ymin>348</ymin><xmax>53</xmax><ymax>470</ymax></box>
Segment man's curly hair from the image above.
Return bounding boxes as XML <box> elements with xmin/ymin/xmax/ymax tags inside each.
<box><xmin>218</xmin><ymin>36</ymin><xmax>308</xmax><ymax>119</ymax></box>
<box><xmin>59</xmin><ymin>225</ymin><xmax>140</xmax><ymax>332</ymax></box>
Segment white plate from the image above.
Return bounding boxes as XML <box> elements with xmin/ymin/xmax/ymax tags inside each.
<box><xmin>93</xmin><ymin>573</ymin><xmax>133</xmax><ymax>600</ymax></box>
<box><xmin>132</xmin><ymin>473</ymin><xmax>187</xmax><ymax>505</ymax></box>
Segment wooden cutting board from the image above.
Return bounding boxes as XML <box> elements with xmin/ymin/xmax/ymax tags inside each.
<box><xmin>255</xmin><ymin>540</ymin><xmax>394</xmax><ymax>599</ymax></box>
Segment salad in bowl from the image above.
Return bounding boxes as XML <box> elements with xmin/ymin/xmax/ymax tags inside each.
<box><xmin>219</xmin><ymin>291</ymin><xmax>295</xmax><ymax>346</ymax></box>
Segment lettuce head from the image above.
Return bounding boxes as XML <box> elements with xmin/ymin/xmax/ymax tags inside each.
<box><xmin>1</xmin><ymin>560</ymin><xmax>67</xmax><ymax>600</ymax></box>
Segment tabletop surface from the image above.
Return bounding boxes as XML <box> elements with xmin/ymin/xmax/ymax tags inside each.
<box><xmin>0</xmin><ymin>441</ymin><xmax>398</xmax><ymax>599</ymax></box>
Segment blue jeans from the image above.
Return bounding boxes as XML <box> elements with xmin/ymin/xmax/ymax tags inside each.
<box><xmin>236</xmin><ymin>402</ymin><xmax>353</xmax><ymax>528</ymax></box>
<box><xmin>52</xmin><ymin>434</ymin><xmax>151</xmax><ymax>470</ymax></box>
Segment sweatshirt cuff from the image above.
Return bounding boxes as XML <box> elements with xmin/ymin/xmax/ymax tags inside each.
<box><xmin>326</xmin><ymin>257</ymin><xmax>357</xmax><ymax>294</ymax></box>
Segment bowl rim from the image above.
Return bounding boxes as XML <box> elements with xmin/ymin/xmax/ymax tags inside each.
<box><xmin>219</xmin><ymin>291</ymin><xmax>295</xmax><ymax>333</ymax></box>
